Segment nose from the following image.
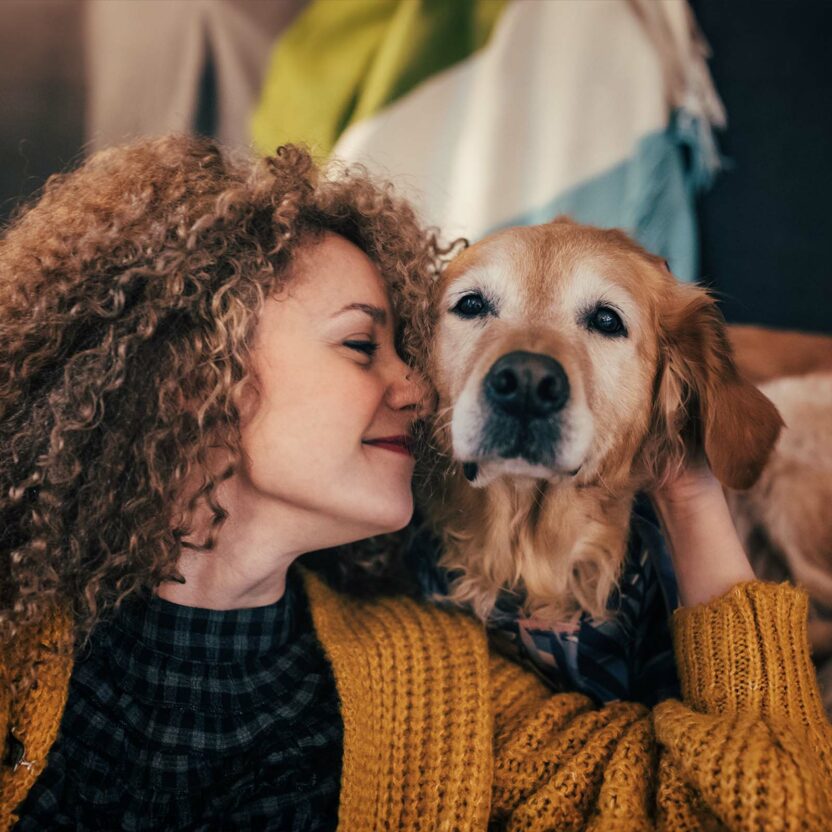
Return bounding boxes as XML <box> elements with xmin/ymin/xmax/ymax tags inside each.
<box><xmin>386</xmin><ymin>357</ymin><xmax>434</xmax><ymax>417</ymax></box>
<box><xmin>484</xmin><ymin>350</ymin><xmax>569</xmax><ymax>419</ymax></box>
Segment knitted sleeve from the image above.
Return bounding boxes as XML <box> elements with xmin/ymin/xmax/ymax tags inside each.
<box><xmin>490</xmin><ymin>581</ymin><xmax>832</xmax><ymax>831</ymax></box>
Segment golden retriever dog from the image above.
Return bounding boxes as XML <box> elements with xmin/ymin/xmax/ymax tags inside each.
<box><xmin>419</xmin><ymin>217</ymin><xmax>783</xmax><ymax>626</ymax></box>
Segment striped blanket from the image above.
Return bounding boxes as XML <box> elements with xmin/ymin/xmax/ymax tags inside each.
<box><xmin>252</xmin><ymin>0</ymin><xmax>724</xmax><ymax>280</ymax></box>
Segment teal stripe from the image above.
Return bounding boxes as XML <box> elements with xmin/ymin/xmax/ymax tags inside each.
<box><xmin>484</xmin><ymin>114</ymin><xmax>708</xmax><ymax>282</ymax></box>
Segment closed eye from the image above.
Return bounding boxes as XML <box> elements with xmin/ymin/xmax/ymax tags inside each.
<box><xmin>344</xmin><ymin>339</ymin><xmax>379</xmax><ymax>357</ymax></box>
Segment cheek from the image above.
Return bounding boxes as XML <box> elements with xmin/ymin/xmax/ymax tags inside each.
<box><xmin>435</xmin><ymin>319</ymin><xmax>494</xmax><ymax>402</ymax></box>
<box><xmin>243</xmin><ymin>359</ymin><xmax>384</xmax><ymax>466</ymax></box>
<box><xmin>434</xmin><ymin>324</ymin><xmax>462</xmax><ymax>400</ymax></box>
<box><xmin>584</xmin><ymin>340</ymin><xmax>654</xmax><ymax>438</ymax></box>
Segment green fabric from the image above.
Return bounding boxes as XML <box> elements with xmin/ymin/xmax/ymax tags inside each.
<box><xmin>252</xmin><ymin>0</ymin><xmax>508</xmax><ymax>156</ymax></box>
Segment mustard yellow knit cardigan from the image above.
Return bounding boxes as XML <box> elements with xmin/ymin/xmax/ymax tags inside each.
<box><xmin>2</xmin><ymin>577</ymin><xmax>831</xmax><ymax>831</ymax></box>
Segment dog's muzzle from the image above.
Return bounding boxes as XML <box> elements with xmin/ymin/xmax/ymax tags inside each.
<box><xmin>474</xmin><ymin>350</ymin><xmax>570</xmax><ymax>467</ymax></box>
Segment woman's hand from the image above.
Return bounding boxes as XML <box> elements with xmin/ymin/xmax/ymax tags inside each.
<box><xmin>650</xmin><ymin>463</ymin><xmax>756</xmax><ymax>608</ymax></box>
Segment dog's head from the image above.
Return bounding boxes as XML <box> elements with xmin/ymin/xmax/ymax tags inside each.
<box><xmin>429</xmin><ymin>218</ymin><xmax>782</xmax><ymax>495</ymax></box>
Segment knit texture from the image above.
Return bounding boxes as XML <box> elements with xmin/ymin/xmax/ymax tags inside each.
<box><xmin>485</xmin><ymin>581</ymin><xmax>832</xmax><ymax>831</ymax></box>
<box><xmin>303</xmin><ymin>571</ymin><xmax>494</xmax><ymax>831</ymax></box>
<box><xmin>2</xmin><ymin>579</ymin><xmax>831</xmax><ymax>831</ymax></box>
<box><xmin>654</xmin><ymin>582</ymin><xmax>832</xmax><ymax>831</ymax></box>
<box><xmin>0</xmin><ymin>608</ymin><xmax>73</xmax><ymax>831</ymax></box>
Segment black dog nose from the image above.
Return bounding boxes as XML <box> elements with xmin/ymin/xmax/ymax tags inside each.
<box><xmin>484</xmin><ymin>351</ymin><xmax>569</xmax><ymax>418</ymax></box>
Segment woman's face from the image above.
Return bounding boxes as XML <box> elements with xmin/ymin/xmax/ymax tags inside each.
<box><xmin>238</xmin><ymin>232</ymin><xmax>428</xmax><ymax>549</ymax></box>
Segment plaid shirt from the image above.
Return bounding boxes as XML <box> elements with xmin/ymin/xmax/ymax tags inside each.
<box><xmin>13</xmin><ymin>568</ymin><xmax>342</xmax><ymax>831</ymax></box>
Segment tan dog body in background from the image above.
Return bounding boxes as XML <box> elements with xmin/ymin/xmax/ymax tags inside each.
<box><xmin>726</xmin><ymin>371</ymin><xmax>832</xmax><ymax>711</ymax></box>
<box><xmin>423</xmin><ymin>218</ymin><xmax>782</xmax><ymax>625</ymax></box>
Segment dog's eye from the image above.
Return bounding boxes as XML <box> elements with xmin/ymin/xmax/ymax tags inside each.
<box><xmin>451</xmin><ymin>292</ymin><xmax>490</xmax><ymax>319</ymax></box>
<box><xmin>588</xmin><ymin>306</ymin><xmax>627</xmax><ymax>337</ymax></box>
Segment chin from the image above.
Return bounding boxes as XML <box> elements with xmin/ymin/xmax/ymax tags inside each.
<box><xmin>363</xmin><ymin>497</ymin><xmax>415</xmax><ymax>536</ymax></box>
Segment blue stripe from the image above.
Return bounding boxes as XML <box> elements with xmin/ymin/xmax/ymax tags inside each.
<box><xmin>481</xmin><ymin>112</ymin><xmax>715</xmax><ymax>283</ymax></box>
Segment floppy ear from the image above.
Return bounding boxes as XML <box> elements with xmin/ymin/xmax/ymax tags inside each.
<box><xmin>649</xmin><ymin>287</ymin><xmax>783</xmax><ymax>490</ymax></box>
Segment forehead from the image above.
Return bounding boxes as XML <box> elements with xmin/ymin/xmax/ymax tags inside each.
<box><xmin>439</xmin><ymin>224</ymin><xmax>664</xmax><ymax>309</ymax></box>
<box><xmin>290</xmin><ymin>232</ymin><xmax>389</xmax><ymax>308</ymax></box>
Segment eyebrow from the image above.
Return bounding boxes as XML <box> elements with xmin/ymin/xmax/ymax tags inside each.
<box><xmin>330</xmin><ymin>303</ymin><xmax>388</xmax><ymax>325</ymax></box>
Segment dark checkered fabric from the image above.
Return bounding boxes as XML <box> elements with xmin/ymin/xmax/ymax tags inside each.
<box><xmin>13</xmin><ymin>567</ymin><xmax>342</xmax><ymax>831</ymax></box>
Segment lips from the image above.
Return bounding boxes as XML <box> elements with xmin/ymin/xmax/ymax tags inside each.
<box><xmin>363</xmin><ymin>435</ymin><xmax>414</xmax><ymax>456</ymax></box>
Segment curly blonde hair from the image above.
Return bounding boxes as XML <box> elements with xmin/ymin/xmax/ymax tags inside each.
<box><xmin>0</xmin><ymin>135</ymin><xmax>449</xmax><ymax>644</ymax></box>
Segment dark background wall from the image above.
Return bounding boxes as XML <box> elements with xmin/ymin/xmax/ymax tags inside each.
<box><xmin>1</xmin><ymin>0</ymin><xmax>829</xmax><ymax>334</ymax></box>
<box><xmin>690</xmin><ymin>0</ymin><xmax>832</xmax><ymax>333</ymax></box>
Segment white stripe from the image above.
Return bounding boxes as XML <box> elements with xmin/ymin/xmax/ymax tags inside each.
<box><xmin>334</xmin><ymin>0</ymin><xmax>681</xmax><ymax>241</ymax></box>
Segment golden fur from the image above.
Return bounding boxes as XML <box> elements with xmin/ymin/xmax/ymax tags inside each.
<box><xmin>418</xmin><ymin>218</ymin><xmax>782</xmax><ymax>624</ymax></box>
<box><xmin>728</xmin><ymin>324</ymin><xmax>832</xmax><ymax>384</ymax></box>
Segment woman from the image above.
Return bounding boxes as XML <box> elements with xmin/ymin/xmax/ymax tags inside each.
<box><xmin>1</xmin><ymin>136</ymin><xmax>830</xmax><ymax>830</ymax></box>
